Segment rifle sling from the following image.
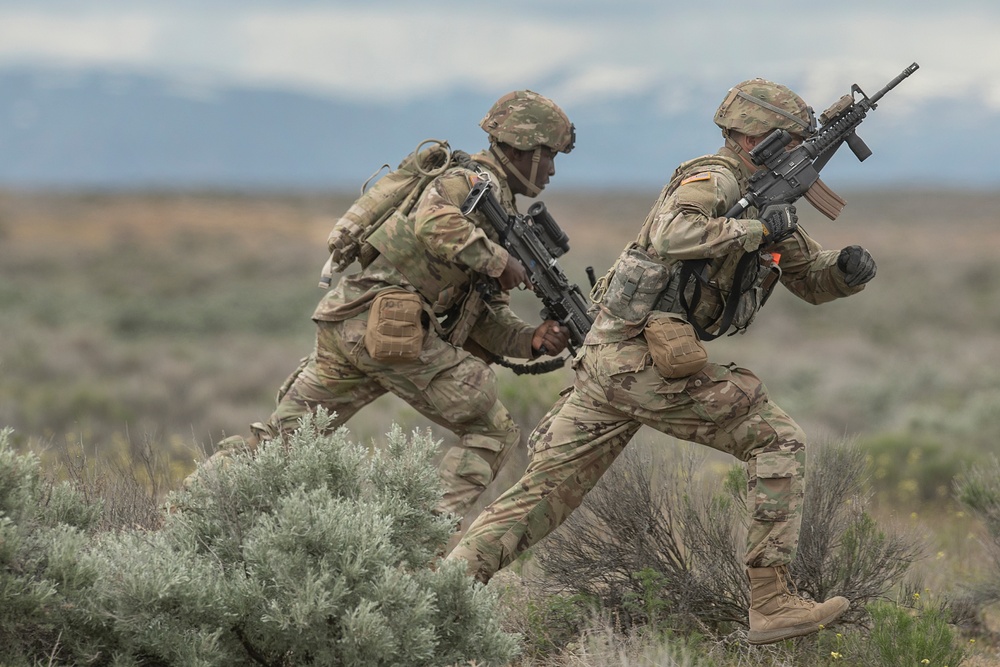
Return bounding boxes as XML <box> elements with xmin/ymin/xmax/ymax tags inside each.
<box><xmin>678</xmin><ymin>250</ymin><xmax>758</xmax><ymax>341</ymax></box>
<box><xmin>487</xmin><ymin>352</ymin><xmax>568</xmax><ymax>375</ymax></box>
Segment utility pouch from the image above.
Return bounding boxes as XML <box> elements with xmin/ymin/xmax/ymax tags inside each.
<box><xmin>598</xmin><ymin>245</ymin><xmax>673</xmax><ymax>323</ymax></box>
<box><xmin>364</xmin><ymin>289</ymin><xmax>425</xmax><ymax>362</ymax></box>
<box><xmin>644</xmin><ymin>314</ymin><xmax>708</xmax><ymax>379</ymax></box>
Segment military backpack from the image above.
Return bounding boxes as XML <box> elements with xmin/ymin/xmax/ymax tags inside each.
<box><xmin>318</xmin><ymin>139</ymin><xmax>471</xmax><ymax>288</ymax></box>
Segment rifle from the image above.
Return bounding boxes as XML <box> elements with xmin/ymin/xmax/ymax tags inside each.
<box><xmin>681</xmin><ymin>63</ymin><xmax>919</xmax><ymax>341</ymax></box>
<box><xmin>460</xmin><ymin>180</ymin><xmax>593</xmax><ymax>356</ymax></box>
<box><xmin>725</xmin><ymin>62</ymin><xmax>919</xmax><ymax>219</ymax></box>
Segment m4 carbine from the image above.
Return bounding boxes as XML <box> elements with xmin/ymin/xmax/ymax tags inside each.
<box><xmin>680</xmin><ymin>63</ymin><xmax>919</xmax><ymax>342</ymax></box>
<box><xmin>726</xmin><ymin>62</ymin><xmax>920</xmax><ymax>219</ymax></box>
<box><xmin>460</xmin><ymin>180</ymin><xmax>593</xmax><ymax>354</ymax></box>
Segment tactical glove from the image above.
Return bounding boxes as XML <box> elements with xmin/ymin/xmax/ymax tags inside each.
<box><xmin>759</xmin><ymin>204</ymin><xmax>798</xmax><ymax>245</ymax></box>
<box><xmin>837</xmin><ymin>245</ymin><xmax>877</xmax><ymax>286</ymax></box>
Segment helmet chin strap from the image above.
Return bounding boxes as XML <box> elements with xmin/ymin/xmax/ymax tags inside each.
<box><xmin>490</xmin><ymin>142</ymin><xmax>542</xmax><ymax>197</ymax></box>
<box><xmin>724</xmin><ymin>134</ymin><xmax>757</xmax><ymax>170</ymax></box>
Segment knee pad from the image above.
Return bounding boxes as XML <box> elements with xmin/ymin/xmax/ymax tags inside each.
<box><xmin>440</xmin><ymin>445</ymin><xmax>494</xmax><ymax>491</ymax></box>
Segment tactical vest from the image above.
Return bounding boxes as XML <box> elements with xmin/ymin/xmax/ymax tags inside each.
<box><xmin>592</xmin><ymin>153</ymin><xmax>781</xmax><ymax>339</ymax></box>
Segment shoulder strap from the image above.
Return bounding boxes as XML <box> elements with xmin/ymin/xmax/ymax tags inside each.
<box><xmin>679</xmin><ymin>251</ymin><xmax>758</xmax><ymax>341</ymax></box>
<box><xmin>670</xmin><ymin>153</ymin><xmax>755</xmax><ymax>340</ymax></box>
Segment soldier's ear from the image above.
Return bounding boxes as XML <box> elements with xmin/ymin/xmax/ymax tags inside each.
<box><xmin>730</xmin><ymin>131</ymin><xmax>760</xmax><ymax>152</ymax></box>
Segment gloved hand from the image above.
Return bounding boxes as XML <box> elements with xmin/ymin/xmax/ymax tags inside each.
<box><xmin>759</xmin><ymin>204</ymin><xmax>798</xmax><ymax>244</ymax></box>
<box><xmin>837</xmin><ymin>245</ymin><xmax>877</xmax><ymax>286</ymax></box>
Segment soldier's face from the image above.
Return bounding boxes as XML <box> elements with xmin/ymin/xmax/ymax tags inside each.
<box><xmin>510</xmin><ymin>146</ymin><xmax>558</xmax><ymax>195</ymax></box>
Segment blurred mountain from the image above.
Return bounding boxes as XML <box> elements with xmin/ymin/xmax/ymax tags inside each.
<box><xmin>0</xmin><ymin>67</ymin><xmax>992</xmax><ymax>191</ymax></box>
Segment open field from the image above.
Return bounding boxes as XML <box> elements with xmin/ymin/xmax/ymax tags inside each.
<box><xmin>2</xmin><ymin>187</ymin><xmax>997</xmax><ymax>467</ymax></box>
<box><xmin>3</xmin><ymin>186</ymin><xmax>999</xmax><ymax>480</ymax></box>
<box><xmin>1</xmin><ymin>186</ymin><xmax>999</xmax><ymax>663</ymax></box>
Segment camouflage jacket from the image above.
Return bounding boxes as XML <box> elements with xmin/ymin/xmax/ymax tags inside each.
<box><xmin>313</xmin><ymin>149</ymin><xmax>535</xmax><ymax>359</ymax></box>
<box><xmin>587</xmin><ymin>146</ymin><xmax>866</xmax><ymax>344</ymax></box>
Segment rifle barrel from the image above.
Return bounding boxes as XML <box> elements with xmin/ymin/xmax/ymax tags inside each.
<box><xmin>869</xmin><ymin>62</ymin><xmax>919</xmax><ymax>106</ymax></box>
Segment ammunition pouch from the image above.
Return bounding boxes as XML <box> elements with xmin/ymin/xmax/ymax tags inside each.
<box><xmin>593</xmin><ymin>245</ymin><xmax>677</xmax><ymax>323</ymax></box>
<box><xmin>364</xmin><ymin>288</ymin><xmax>425</xmax><ymax>362</ymax></box>
<box><xmin>644</xmin><ymin>314</ymin><xmax>708</xmax><ymax>379</ymax></box>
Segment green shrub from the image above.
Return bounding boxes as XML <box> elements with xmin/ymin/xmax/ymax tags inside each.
<box><xmin>860</xmin><ymin>432</ymin><xmax>969</xmax><ymax>505</ymax></box>
<box><xmin>956</xmin><ymin>456</ymin><xmax>1000</xmax><ymax>537</ymax></box>
<box><xmin>519</xmin><ymin>591</ymin><xmax>598</xmax><ymax>659</ymax></box>
<box><xmin>955</xmin><ymin>456</ymin><xmax>1000</xmax><ymax>616</ymax></box>
<box><xmin>0</xmin><ymin>427</ymin><xmax>108</xmax><ymax>664</ymax></box>
<box><xmin>839</xmin><ymin>598</ymin><xmax>965</xmax><ymax>667</ymax></box>
<box><xmin>0</xmin><ymin>415</ymin><xmax>520</xmax><ymax>666</ymax></box>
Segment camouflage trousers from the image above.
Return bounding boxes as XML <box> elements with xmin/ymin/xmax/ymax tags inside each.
<box><xmin>448</xmin><ymin>336</ymin><xmax>806</xmax><ymax>583</ymax></box>
<box><xmin>201</xmin><ymin>317</ymin><xmax>521</xmax><ymax>522</ymax></box>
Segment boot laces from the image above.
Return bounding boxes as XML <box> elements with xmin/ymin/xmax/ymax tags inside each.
<box><xmin>776</xmin><ymin>566</ymin><xmax>815</xmax><ymax>608</ymax></box>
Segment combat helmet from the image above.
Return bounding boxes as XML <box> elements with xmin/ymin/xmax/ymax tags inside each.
<box><xmin>714</xmin><ymin>78</ymin><xmax>816</xmax><ymax>138</ymax></box>
<box><xmin>481</xmin><ymin>90</ymin><xmax>576</xmax><ymax>154</ymax></box>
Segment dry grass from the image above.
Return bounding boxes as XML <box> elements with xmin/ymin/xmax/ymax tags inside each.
<box><xmin>0</xmin><ymin>192</ymin><xmax>1000</xmax><ymax>472</ymax></box>
<box><xmin>2</xmin><ymin>186</ymin><xmax>998</xmax><ymax>664</ymax></box>
<box><xmin>1</xmin><ymin>186</ymin><xmax>997</xmax><ymax>480</ymax></box>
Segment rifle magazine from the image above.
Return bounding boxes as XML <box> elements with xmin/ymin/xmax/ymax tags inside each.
<box><xmin>804</xmin><ymin>177</ymin><xmax>847</xmax><ymax>221</ymax></box>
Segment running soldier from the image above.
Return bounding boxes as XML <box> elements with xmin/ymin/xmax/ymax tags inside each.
<box><xmin>449</xmin><ymin>79</ymin><xmax>877</xmax><ymax>644</ymax></box>
<box><xmin>190</xmin><ymin>90</ymin><xmax>573</xmax><ymax>539</ymax></box>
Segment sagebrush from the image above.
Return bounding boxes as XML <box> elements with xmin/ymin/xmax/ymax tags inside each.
<box><xmin>525</xmin><ymin>440</ymin><xmax>921</xmax><ymax>641</ymax></box>
<box><xmin>0</xmin><ymin>415</ymin><xmax>519</xmax><ymax>666</ymax></box>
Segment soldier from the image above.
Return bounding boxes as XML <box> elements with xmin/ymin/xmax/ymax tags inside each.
<box><xmin>189</xmin><ymin>90</ymin><xmax>573</xmax><ymax>540</ymax></box>
<box><xmin>448</xmin><ymin>79</ymin><xmax>877</xmax><ymax>644</ymax></box>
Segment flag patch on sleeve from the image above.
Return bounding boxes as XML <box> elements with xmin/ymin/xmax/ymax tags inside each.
<box><xmin>680</xmin><ymin>172</ymin><xmax>712</xmax><ymax>186</ymax></box>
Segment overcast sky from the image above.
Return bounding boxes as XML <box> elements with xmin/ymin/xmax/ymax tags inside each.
<box><xmin>0</xmin><ymin>0</ymin><xmax>995</xmax><ymax>117</ymax></box>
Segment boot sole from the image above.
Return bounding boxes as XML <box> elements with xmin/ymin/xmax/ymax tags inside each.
<box><xmin>747</xmin><ymin>598</ymin><xmax>850</xmax><ymax>645</ymax></box>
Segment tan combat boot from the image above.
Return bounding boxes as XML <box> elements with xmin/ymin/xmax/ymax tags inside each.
<box><xmin>747</xmin><ymin>566</ymin><xmax>849</xmax><ymax>645</ymax></box>
<box><xmin>181</xmin><ymin>430</ymin><xmax>264</xmax><ymax>491</ymax></box>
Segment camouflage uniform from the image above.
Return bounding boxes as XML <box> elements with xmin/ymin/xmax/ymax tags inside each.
<box><xmin>450</xmin><ymin>83</ymin><xmax>870</xmax><ymax>583</ymax></box>
<box><xmin>260</xmin><ymin>148</ymin><xmax>534</xmax><ymax>519</ymax></box>
<box><xmin>196</xmin><ymin>91</ymin><xmax>576</xmax><ymax>525</ymax></box>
